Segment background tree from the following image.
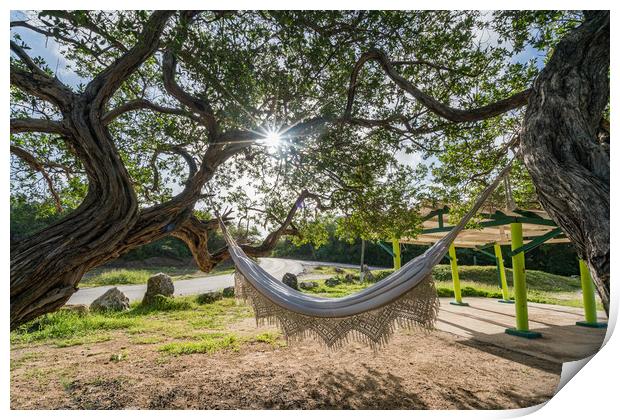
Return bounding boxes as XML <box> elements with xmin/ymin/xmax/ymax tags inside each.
<box><xmin>10</xmin><ymin>10</ymin><xmax>609</xmax><ymax>328</ymax></box>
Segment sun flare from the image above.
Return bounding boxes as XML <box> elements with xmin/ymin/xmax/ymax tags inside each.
<box><xmin>262</xmin><ymin>129</ymin><xmax>282</xmax><ymax>148</ymax></box>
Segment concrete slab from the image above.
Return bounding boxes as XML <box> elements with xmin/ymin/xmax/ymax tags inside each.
<box><xmin>435</xmin><ymin>297</ymin><xmax>607</xmax><ymax>364</ymax></box>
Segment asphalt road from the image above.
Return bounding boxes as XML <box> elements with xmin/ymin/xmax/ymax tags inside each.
<box><xmin>67</xmin><ymin>257</ymin><xmax>310</xmax><ymax>305</ymax></box>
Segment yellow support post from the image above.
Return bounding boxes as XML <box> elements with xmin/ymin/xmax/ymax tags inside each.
<box><xmin>505</xmin><ymin>223</ymin><xmax>541</xmax><ymax>339</ymax></box>
<box><xmin>576</xmin><ymin>260</ymin><xmax>607</xmax><ymax>328</ymax></box>
<box><xmin>392</xmin><ymin>240</ymin><xmax>401</xmax><ymax>270</ymax></box>
<box><xmin>494</xmin><ymin>244</ymin><xmax>513</xmax><ymax>304</ymax></box>
<box><xmin>449</xmin><ymin>243</ymin><xmax>468</xmax><ymax>306</ymax></box>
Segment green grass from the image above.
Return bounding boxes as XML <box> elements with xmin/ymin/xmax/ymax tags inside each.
<box><xmin>302</xmin><ymin>265</ymin><xmax>597</xmax><ymax>309</ymax></box>
<box><xmin>11</xmin><ymin>296</ymin><xmax>253</xmax><ymax>348</ymax></box>
<box><xmin>80</xmin><ymin>266</ymin><xmax>235</xmax><ymax>288</ymax></box>
<box><xmin>157</xmin><ymin>333</ymin><xmax>241</xmax><ymax>355</ymax></box>
<box><xmin>254</xmin><ymin>331</ymin><xmax>286</xmax><ymax>347</ymax></box>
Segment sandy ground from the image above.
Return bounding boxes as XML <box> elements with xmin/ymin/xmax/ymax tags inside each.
<box><xmin>10</xmin><ymin>318</ymin><xmax>563</xmax><ymax>410</ymax></box>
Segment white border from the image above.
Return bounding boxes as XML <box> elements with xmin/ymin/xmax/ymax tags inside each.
<box><xmin>3</xmin><ymin>1</ymin><xmax>617</xmax><ymax>419</ymax></box>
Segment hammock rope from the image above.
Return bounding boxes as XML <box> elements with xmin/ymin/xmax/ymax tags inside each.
<box><xmin>219</xmin><ymin>163</ymin><xmax>513</xmax><ymax>349</ymax></box>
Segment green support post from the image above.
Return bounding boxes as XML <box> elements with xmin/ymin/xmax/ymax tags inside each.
<box><xmin>392</xmin><ymin>240</ymin><xmax>401</xmax><ymax>270</ymax></box>
<box><xmin>505</xmin><ymin>223</ymin><xmax>541</xmax><ymax>338</ymax></box>
<box><xmin>494</xmin><ymin>244</ymin><xmax>514</xmax><ymax>304</ymax></box>
<box><xmin>576</xmin><ymin>260</ymin><xmax>607</xmax><ymax>328</ymax></box>
<box><xmin>449</xmin><ymin>243</ymin><xmax>468</xmax><ymax>306</ymax></box>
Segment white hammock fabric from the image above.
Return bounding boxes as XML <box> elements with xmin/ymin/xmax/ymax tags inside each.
<box><xmin>220</xmin><ymin>164</ymin><xmax>512</xmax><ymax>348</ymax></box>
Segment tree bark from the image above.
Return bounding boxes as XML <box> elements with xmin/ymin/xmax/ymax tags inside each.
<box><xmin>10</xmin><ymin>12</ymin><xmax>174</xmax><ymax>328</ymax></box>
<box><xmin>521</xmin><ymin>11</ymin><xmax>610</xmax><ymax>314</ymax></box>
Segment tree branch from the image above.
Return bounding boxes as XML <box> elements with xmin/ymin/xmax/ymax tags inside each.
<box><xmin>391</xmin><ymin>59</ymin><xmax>480</xmax><ymax>78</ymax></box>
<box><xmin>162</xmin><ymin>50</ymin><xmax>219</xmax><ymax>138</ymax></box>
<box><xmin>84</xmin><ymin>11</ymin><xmax>174</xmax><ymax>110</ymax></box>
<box><xmin>11</xmin><ymin>20</ymin><xmax>102</xmax><ymax>57</ymax></box>
<box><xmin>40</xmin><ymin>11</ymin><xmax>129</xmax><ymax>53</ymax></box>
<box><xmin>10</xmin><ymin>118</ymin><xmax>68</xmax><ymax>135</ymax></box>
<box><xmin>102</xmin><ymin>98</ymin><xmax>204</xmax><ymax>125</ymax></box>
<box><xmin>345</xmin><ymin>49</ymin><xmax>531</xmax><ymax>123</ymax></box>
<box><xmin>149</xmin><ymin>145</ymin><xmax>198</xmax><ymax>193</ymax></box>
<box><xmin>171</xmin><ymin>191</ymin><xmax>310</xmax><ymax>272</ymax></box>
<box><xmin>10</xmin><ymin>145</ymin><xmax>63</xmax><ymax>212</ymax></box>
<box><xmin>10</xmin><ymin>41</ymin><xmax>74</xmax><ymax>109</ymax></box>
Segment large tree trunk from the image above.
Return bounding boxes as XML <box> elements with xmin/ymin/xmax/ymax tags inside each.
<box><xmin>10</xmin><ymin>102</ymin><xmax>140</xmax><ymax>328</ymax></box>
<box><xmin>521</xmin><ymin>11</ymin><xmax>610</xmax><ymax>314</ymax></box>
<box><xmin>10</xmin><ymin>11</ymin><xmax>175</xmax><ymax>329</ymax></box>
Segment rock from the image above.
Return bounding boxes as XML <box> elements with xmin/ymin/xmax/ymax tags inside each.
<box><xmin>343</xmin><ymin>274</ymin><xmax>356</xmax><ymax>284</ymax></box>
<box><xmin>325</xmin><ymin>278</ymin><xmax>341</xmax><ymax>287</ymax></box>
<box><xmin>61</xmin><ymin>304</ymin><xmax>89</xmax><ymax>316</ymax></box>
<box><xmin>196</xmin><ymin>291</ymin><xmax>223</xmax><ymax>304</ymax></box>
<box><xmin>299</xmin><ymin>281</ymin><xmax>318</xmax><ymax>290</ymax></box>
<box><xmin>362</xmin><ymin>264</ymin><xmax>370</xmax><ymax>273</ymax></box>
<box><xmin>282</xmin><ymin>273</ymin><xmax>299</xmax><ymax>290</ymax></box>
<box><xmin>90</xmin><ymin>287</ymin><xmax>130</xmax><ymax>312</ymax></box>
<box><xmin>222</xmin><ymin>286</ymin><xmax>235</xmax><ymax>298</ymax></box>
<box><xmin>334</xmin><ymin>267</ymin><xmax>345</xmax><ymax>274</ymax></box>
<box><xmin>364</xmin><ymin>271</ymin><xmax>375</xmax><ymax>283</ymax></box>
<box><xmin>142</xmin><ymin>273</ymin><xmax>174</xmax><ymax>305</ymax></box>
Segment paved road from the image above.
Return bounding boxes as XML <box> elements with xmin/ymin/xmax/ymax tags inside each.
<box><xmin>68</xmin><ymin>258</ymin><xmax>307</xmax><ymax>305</ymax></box>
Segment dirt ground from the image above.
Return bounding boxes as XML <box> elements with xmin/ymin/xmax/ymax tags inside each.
<box><xmin>10</xmin><ymin>317</ymin><xmax>562</xmax><ymax>410</ymax></box>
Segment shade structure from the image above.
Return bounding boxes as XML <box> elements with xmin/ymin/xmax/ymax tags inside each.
<box><xmin>401</xmin><ymin>207</ymin><xmax>570</xmax><ymax>249</ymax></box>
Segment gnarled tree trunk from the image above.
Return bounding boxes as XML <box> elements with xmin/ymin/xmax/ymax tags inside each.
<box><xmin>10</xmin><ymin>103</ymin><xmax>140</xmax><ymax>328</ymax></box>
<box><xmin>521</xmin><ymin>11</ymin><xmax>610</xmax><ymax>314</ymax></box>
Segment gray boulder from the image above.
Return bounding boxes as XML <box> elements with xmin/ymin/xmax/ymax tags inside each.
<box><xmin>343</xmin><ymin>273</ymin><xmax>356</xmax><ymax>284</ymax></box>
<box><xmin>299</xmin><ymin>281</ymin><xmax>318</xmax><ymax>290</ymax></box>
<box><xmin>334</xmin><ymin>267</ymin><xmax>345</xmax><ymax>274</ymax></box>
<box><xmin>325</xmin><ymin>278</ymin><xmax>341</xmax><ymax>287</ymax></box>
<box><xmin>197</xmin><ymin>291</ymin><xmax>223</xmax><ymax>304</ymax></box>
<box><xmin>90</xmin><ymin>287</ymin><xmax>130</xmax><ymax>312</ymax></box>
<box><xmin>282</xmin><ymin>272</ymin><xmax>299</xmax><ymax>290</ymax></box>
<box><xmin>222</xmin><ymin>286</ymin><xmax>235</xmax><ymax>298</ymax></box>
<box><xmin>142</xmin><ymin>273</ymin><xmax>174</xmax><ymax>305</ymax></box>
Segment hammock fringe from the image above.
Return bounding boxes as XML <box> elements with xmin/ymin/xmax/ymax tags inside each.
<box><xmin>234</xmin><ymin>271</ymin><xmax>440</xmax><ymax>350</ymax></box>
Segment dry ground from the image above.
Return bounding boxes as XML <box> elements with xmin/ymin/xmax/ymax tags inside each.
<box><xmin>11</xmin><ymin>316</ymin><xmax>561</xmax><ymax>410</ymax></box>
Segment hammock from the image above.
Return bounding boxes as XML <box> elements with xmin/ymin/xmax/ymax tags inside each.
<box><xmin>219</xmin><ymin>164</ymin><xmax>512</xmax><ymax>349</ymax></box>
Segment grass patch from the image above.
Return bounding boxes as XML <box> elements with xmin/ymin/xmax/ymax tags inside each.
<box><xmin>10</xmin><ymin>351</ymin><xmax>41</xmax><ymax>371</ymax></box>
<box><xmin>80</xmin><ymin>269</ymin><xmax>152</xmax><ymax>287</ymax></box>
<box><xmin>11</xmin><ymin>311</ymin><xmax>141</xmax><ymax>346</ymax></box>
<box><xmin>303</xmin><ymin>265</ymin><xmax>592</xmax><ymax>309</ymax></box>
<box><xmin>80</xmin><ymin>265</ymin><xmax>235</xmax><ymax>288</ymax></box>
<box><xmin>157</xmin><ymin>333</ymin><xmax>241</xmax><ymax>355</ymax></box>
<box><xmin>11</xmin><ymin>296</ymin><xmax>254</xmax><ymax>348</ymax></box>
<box><xmin>55</xmin><ymin>333</ymin><xmax>112</xmax><ymax>348</ymax></box>
<box><xmin>430</xmin><ymin>265</ymin><xmax>580</xmax><ymax>292</ymax></box>
<box><xmin>254</xmin><ymin>331</ymin><xmax>286</xmax><ymax>347</ymax></box>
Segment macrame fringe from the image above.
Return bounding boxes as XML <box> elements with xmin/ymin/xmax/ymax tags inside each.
<box><xmin>234</xmin><ymin>271</ymin><xmax>440</xmax><ymax>350</ymax></box>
